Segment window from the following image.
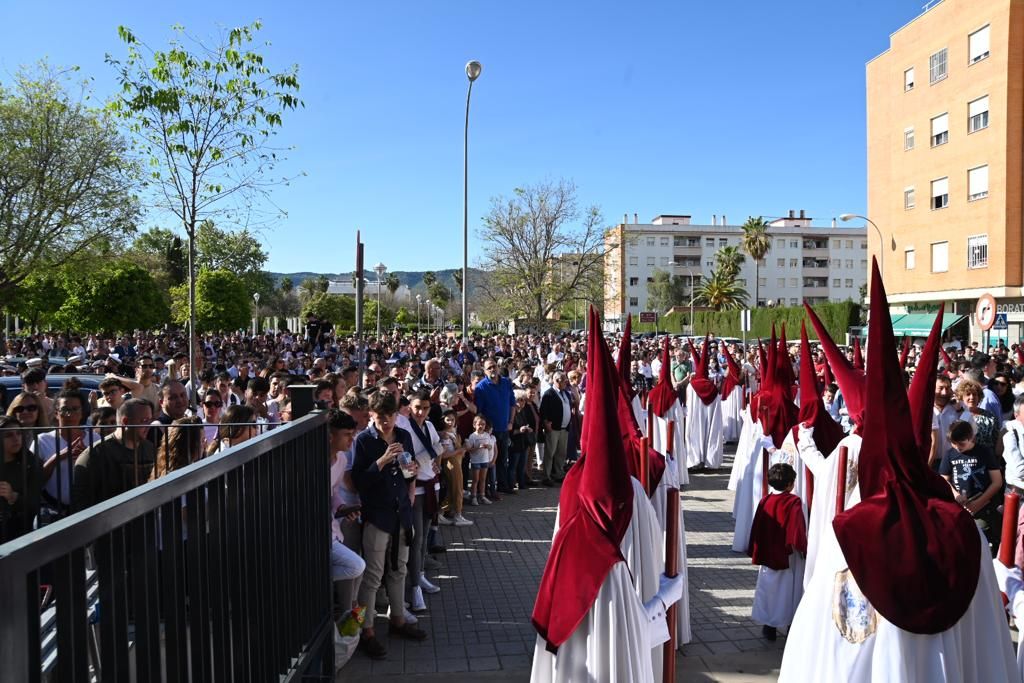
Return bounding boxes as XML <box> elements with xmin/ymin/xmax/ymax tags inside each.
<box><xmin>646</xmin><ymin>277</ymin><xmax>654</xmax><ymax>283</ymax></box>
<box><xmin>705</xmin><ymin>238</ymin><xmax>715</xmax><ymax>247</ymax></box>
<box><xmin>969</xmin><ymin>25</ymin><xmax>990</xmax><ymax>64</ymax></box>
<box><xmin>968</xmin><ymin>234</ymin><xmax>988</xmax><ymax>269</ymax></box>
<box><xmin>777</xmin><ymin>239</ymin><xmax>785</xmax><ymax>249</ymax></box>
<box><xmin>758</xmin><ymin>277</ymin><xmax>767</xmax><ymax>287</ymax></box>
<box><xmin>628</xmin><ymin>256</ymin><xmax>638</xmax><ymax>266</ymax></box>
<box><xmin>790</xmin><ymin>240</ymin><xmax>799</xmax><ymax>248</ymax></box>
<box><xmin>646</xmin><ymin>237</ymin><xmax>655</xmax><ymax>246</ymax></box>
<box><xmin>931</xmin><ymin>241</ymin><xmax>949</xmax><ymax>273</ymax></box>
<box><xmin>790</xmin><ymin>298</ymin><xmax>799</xmax><ymax>306</ymax></box>
<box><xmin>844</xmin><ymin>279</ymin><xmax>854</xmax><ymax>289</ymax></box>
<box><xmin>968</xmin><ymin>165</ymin><xmax>989</xmax><ymax>201</ymax></box>
<box><xmin>929</xmin><ymin>48</ymin><xmax>948</xmax><ymax>84</ymax></box>
<box><xmin>846</xmin><ymin>240</ymin><xmax>853</xmax><ymax>249</ymax></box>
<box><xmin>845</xmin><ymin>259</ymin><xmax>854</xmax><ymax>269</ymax></box>
<box><xmin>706</xmin><ymin>260</ymin><xmax>714</xmax><ymax>268</ymax></box>
<box><xmin>931</xmin><ymin>177</ymin><xmax>949</xmax><ymax>209</ymax></box>
<box><xmin>904</xmin><ymin>187</ymin><xmax>916</xmax><ymax>210</ymax></box>
<box><xmin>719</xmin><ymin>238</ymin><xmax>728</xmax><ymax>247</ymax></box>
<box><xmin>660</xmin><ymin>237</ymin><xmax>669</xmax><ymax>246</ymax></box>
<box><xmin>904</xmin><ymin>127</ymin><xmax>915</xmax><ymax>150</ymax></box>
<box><xmin>646</xmin><ymin>256</ymin><xmax>656</xmax><ymax>266</ymax></box>
<box><xmin>790</xmin><ymin>259</ymin><xmax>798</xmax><ymax>267</ymax></box>
<box><xmin>777</xmin><ymin>278</ymin><xmax>786</xmax><ymax>288</ymax></box>
<box><xmin>629</xmin><ymin>297</ymin><xmax>639</xmax><ymax>307</ymax></box>
<box><xmin>905</xmin><ymin>248</ymin><xmax>916</xmax><ymax>270</ymax></box>
<box><xmin>790</xmin><ymin>278</ymin><xmax>798</xmax><ymax>288</ymax></box>
<box><xmin>969</xmin><ymin>96</ymin><xmax>989</xmax><ymax>133</ymax></box>
<box><xmin>831</xmin><ymin>239</ymin><xmax>840</xmax><ymax>249</ymax></box>
<box><xmin>629</xmin><ymin>277</ymin><xmax>639</xmax><ymax>286</ymax></box>
<box><xmin>860</xmin><ymin>242</ymin><xmax>868</xmax><ymax>249</ymax></box>
<box><xmin>673</xmin><ymin>236</ymin><xmax>685</xmax><ymax>247</ymax></box>
<box><xmin>860</xmin><ymin>260</ymin><xmax>867</xmax><ymax>268</ymax></box>
<box><xmin>777</xmin><ymin>258</ymin><xmax>785</xmax><ymax>267</ymax></box>
<box><xmin>833</xmin><ymin>278</ymin><xmax>841</xmax><ymax>287</ymax></box>
<box><xmin>660</xmin><ymin>257</ymin><xmax>670</xmax><ymax>266</ymax></box>
<box><xmin>931</xmin><ymin>113</ymin><xmax>949</xmax><ymax>147</ymax></box>
<box><xmin>737</xmin><ymin>279</ymin><xmax>746</xmax><ymax>287</ymax></box>
<box><xmin>904</xmin><ymin>67</ymin><xmax>915</xmax><ymax>92</ymax></box>
<box><xmin>833</xmin><ymin>259</ymin><xmax>841</xmax><ymax>268</ymax></box>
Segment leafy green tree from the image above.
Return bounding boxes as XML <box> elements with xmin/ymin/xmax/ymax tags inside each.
<box><xmin>363</xmin><ymin>300</ymin><xmax>395</xmax><ymax>330</ymax></box>
<box><xmin>714</xmin><ymin>245</ymin><xmax>746</xmax><ymax>280</ymax></box>
<box><xmin>422</xmin><ymin>271</ymin><xmax>437</xmax><ymax>289</ymax></box>
<box><xmin>740</xmin><ymin>216</ymin><xmax>771</xmax><ymax>307</ymax></box>
<box><xmin>646</xmin><ymin>269</ymin><xmax>690</xmax><ymax>312</ymax></box>
<box><xmin>301</xmin><ymin>293</ymin><xmax>355</xmax><ymax>329</ymax></box>
<box><xmin>694</xmin><ymin>269</ymin><xmax>748</xmax><ymax>311</ymax></box>
<box><xmin>171</xmin><ymin>269</ymin><xmax>250</xmax><ymax>332</ymax></box>
<box><xmin>57</xmin><ymin>261</ymin><xmax>169</xmax><ymax>332</ymax></box>
<box><xmin>108</xmin><ymin>21</ymin><xmax>301</xmax><ymax>404</ymax></box>
<box><xmin>8</xmin><ymin>271</ymin><xmax>68</xmax><ymax>331</ymax></box>
<box><xmin>427</xmin><ymin>282</ymin><xmax>450</xmax><ymax>307</ymax></box>
<box><xmin>128</xmin><ymin>227</ymin><xmax>188</xmax><ymax>294</ymax></box>
<box><xmin>280</xmin><ymin>277</ymin><xmax>294</xmax><ymax>296</ymax></box>
<box><xmin>395</xmin><ymin>306</ymin><xmax>413</xmax><ymax>326</ymax></box>
<box><xmin>0</xmin><ymin>63</ymin><xmax>140</xmax><ymax>297</ymax></box>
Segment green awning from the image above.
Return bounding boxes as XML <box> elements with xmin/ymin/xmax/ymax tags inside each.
<box><xmin>890</xmin><ymin>313</ymin><xmax>966</xmax><ymax>337</ymax></box>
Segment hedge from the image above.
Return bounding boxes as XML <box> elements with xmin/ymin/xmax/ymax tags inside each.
<box><xmin>629</xmin><ymin>300</ymin><xmax>860</xmax><ymax>342</ymax></box>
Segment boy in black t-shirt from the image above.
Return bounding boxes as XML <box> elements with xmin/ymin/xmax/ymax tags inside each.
<box><xmin>939</xmin><ymin>419</ymin><xmax>1004</xmax><ymax>555</ymax></box>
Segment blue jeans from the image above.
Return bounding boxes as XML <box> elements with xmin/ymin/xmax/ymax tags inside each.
<box><xmin>493</xmin><ymin>431</ymin><xmax>512</xmax><ymax>491</ymax></box>
<box><xmin>507</xmin><ymin>449</ymin><xmax>525</xmax><ymax>490</ymax></box>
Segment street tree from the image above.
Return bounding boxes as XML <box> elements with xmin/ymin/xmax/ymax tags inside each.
<box><xmin>0</xmin><ymin>64</ymin><xmax>140</xmax><ymax>298</ymax></box>
<box><xmin>422</xmin><ymin>271</ymin><xmax>437</xmax><ymax>289</ymax></box>
<box><xmin>694</xmin><ymin>269</ymin><xmax>749</xmax><ymax>311</ymax></box>
<box><xmin>8</xmin><ymin>271</ymin><xmax>68</xmax><ymax>332</ymax></box>
<box><xmin>128</xmin><ymin>227</ymin><xmax>188</xmax><ymax>292</ymax></box>
<box><xmin>714</xmin><ymin>245</ymin><xmax>746</xmax><ymax>280</ymax></box>
<box><xmin>740</xmin><ymin>216</ymin><xmax>771</xmax><ymax>307</ymax></box>
<box><xmin>478</xmin><ymin>179</ymin><xmax>606</xmax><ymax>326</ymax></box>
<box><xmin>108</xmin><ymin>21</ymin><xmax>301</xmax><ymax>404</ymax></box>
<box><xmin>170</xmin><ymin>269</ymin><xmax>251</xmax><ymax>332</ymax></box>
<box><xmin>57</xmin><ymin>261</ymin><xmax>169</xmax><ymax>332</ymax></box>
<box><xmin>646</xmin><ymin>269</ymin><xmax>689</xmax><ymax>313</ymax></box>
<box><xmin>301</xmin><ymin>293</ymin><xmax>354</xmax><ymax>329</ymax></box>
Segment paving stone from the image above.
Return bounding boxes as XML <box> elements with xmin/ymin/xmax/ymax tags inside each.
<box><xmin>468</xmin><ymin>656</ymin><xmax>501</xmax><ymax>671</ymax></box>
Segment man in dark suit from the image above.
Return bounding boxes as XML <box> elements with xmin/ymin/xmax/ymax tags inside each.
<box><xmin>539</xmin><ymin>372</ymin><xmax>571</xmax><ymax>486</ymax></box>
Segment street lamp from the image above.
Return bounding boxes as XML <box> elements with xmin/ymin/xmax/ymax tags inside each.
<box><xmin>374</xmin><ymin>262</ymin><xmax>387</xmax><ymax>338</ymax></box>
<box><xmin>840</xmin><ymin>213</ymin><xmax>884</xmax><ymax>276</ymax></box>
<box><xmin>416</xmin><ymin>294</ymin><xmax>422</xmax><ymax>333</ymax></box>
<box><xmin>463</xmin><ymin>60</ymin><xmax>482</xmax><ymax>344</ymax></box>
<box><xmin>252</xmin><ymin>292</ymin><xmax>260</xmax><ymax>338</ymax></box>
<box><xmin>426</xmin><ymin>299</ymin><xmax>432</xmax><ymax>335</ymax></box>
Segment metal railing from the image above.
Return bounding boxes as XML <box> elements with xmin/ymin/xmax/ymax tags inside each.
<box><xmin>0</xmin><ymin>411</ymin><xmax>333</xmax><ymax>682</ymax></box>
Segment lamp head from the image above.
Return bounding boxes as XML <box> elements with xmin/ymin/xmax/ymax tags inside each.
<box><xmin>375</xmin><ymin>262</ymin><xmax>387</xmax><ymax>275</ymax></box>
<box><xmin>839</xmin><ymin>213</ymin><xmax>857</xmax><ymax>222</ymax></box>
<box><xmin>253</xmin><ymin>292</ymin><xmax>260</xmax><ymax>303</ymax></box>
<box><xmin>466</xmin><ymin>60</ymin><xmax>482</xmax><ymax>82</ymax></box>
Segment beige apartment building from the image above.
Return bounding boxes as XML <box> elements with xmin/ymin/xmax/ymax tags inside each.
<box><xmin>867</xmin><ymin>0</ymin><xmax>1024</xmax><ymax>342</ymax></box>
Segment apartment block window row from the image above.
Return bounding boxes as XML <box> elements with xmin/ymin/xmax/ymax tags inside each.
<box><xmin>904</xmin><ymin>26</ymin><xmax>987</xmax><ymax>96</ymax></box>
<box><xmin>968</xmin><ymin>234</ymin><xmax>988</xmax><ymax>269</ymax></box>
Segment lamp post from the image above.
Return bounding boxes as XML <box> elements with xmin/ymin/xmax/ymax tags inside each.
<box><xmin>840</xmin><ymin>213</ymin><xmax>883</xmax><ymax>276</ymax></box>
<box><xmin>463</xmin><ymin>60</ymin><xmax>482</xmax><ymax>344</ymax></box>
<box><xmin>426</xmin><ymin>299</ymin><xmax>432</xmax><ymax>335</ymax></box>
<box><xmin>252</xmin><ymin>292</ymin><xmax>260</xmax><ymax>338</ymax></box>
<box><xmin>374</xmin><ymin>262</ymin><xmax>387</xmax><ymax>338</ymax></box>
<box><xmin>416</xmin><ymin>294</ymin><xmax>422</xmax><ymax>334</ymax></box>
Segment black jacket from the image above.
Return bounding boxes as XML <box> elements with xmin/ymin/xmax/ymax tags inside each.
<box><xmin>539</xmin><ymin>387</ymin><xmax>569</xmax><ymax>432</ymax></box>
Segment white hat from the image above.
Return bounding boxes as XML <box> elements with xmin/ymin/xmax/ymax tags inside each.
<box><xmin>67</xmin><ymin>355</ymin><xmax>83</xmax><ymax>364</ymax></box>
<box><xmin>25</xmin><ymin>358</ymin><xmax>43</xmax><ymax>368</ymax></box>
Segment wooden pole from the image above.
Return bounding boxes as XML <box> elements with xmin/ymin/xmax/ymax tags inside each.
<box><xmin>640</xmin><ymin>436</ymin><xmax>650</xmax><ymax>495</ymax></box>
<box><xmin>836</xmin><ymin>445</ymin><xmax>849</xmax><ymax>515</ymax></box>
<box><xmin>999</xmin><ymin>491</ymin><xmax>1020</xmax><ymax>604</ymax></box>
<box><xmin>647</xmin><ymin>397</ymin><xmax>655</xmax><ymax>442</ymax></box>
<box><xmin>662</xmin><ymin>420</ymin><xmax>680</xmax><ymax>679</ymax></box>
<box><xmin>761</xmin><ymin>448</ymin><xmax>770</xmax><ymax>499</ymax></box>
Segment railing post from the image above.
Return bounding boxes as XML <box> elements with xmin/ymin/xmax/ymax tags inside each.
<box><xmin>289</xmin><ymin>385</ymin><xmax>318</xmax><ymax>419</ymax></box>
<box><xmin>0</xmin><ymin>568</ymin><xmax>32</xmax><ymax>679</ymax></box>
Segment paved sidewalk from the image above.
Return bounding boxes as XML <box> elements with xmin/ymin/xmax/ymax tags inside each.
<box><xmin>338</xmin><ymin>446</ymin><xmax>783</xmax><ymax>681</ymax></box>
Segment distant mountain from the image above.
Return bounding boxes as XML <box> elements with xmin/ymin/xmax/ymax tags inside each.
<box><xmin>268</xmin><ymin>268</ymin><xmax>487</xmax><ymax>292</ymax></box>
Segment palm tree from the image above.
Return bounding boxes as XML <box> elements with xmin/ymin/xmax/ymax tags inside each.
<box><xmin>422</xmin><ymin>271</ymin><xmax>437</xmax><ymax>288</ymax></box>
<box><xmin>694</xmin><ymin>269</ymin><xmax>749</xmax><ymax>310</ymax></box>
<box><xmin>714</xmin><ymin>245</ymin><xmax>746</xmax><ymax>279</ymax></box>
<box><xmin>452</xmin><ymin>269</ymin><xmax>463</xmax><ymax>291</ymax></box>
<box><xmin>280</xmin><ymin>276</ymin><xmax>293</xmax><ymax>296</ymax></box>
<box><xmin>740</xmin><ymin>216</ymin><xmax>771</xmax><ymax>307</ymax></box>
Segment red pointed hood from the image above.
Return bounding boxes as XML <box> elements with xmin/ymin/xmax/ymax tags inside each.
<box><xmin>722</xmin><ymin>345</ymin><xmax>743</xmax><ymax>399</ymax></box>
<box><xmin>940</xmin><ymin>345</ymin><xmax>953</xmax><ymax>370</ymax></box>
<box><xmin>775</xmin><ymin>323</ymin><xmax>797</xmax><ymax>401</ymax></box>
<box><xmin>906</xmin><ymin>305</ymin><xmax>945</xmax><ymax>457</ymax></box>
<box><xmin>1017</xmin><ymin>345</ymin><xmax>1024</xmax><ymax>366</ymax></box>
<box><xmin>688</xmin><ymin>334</ymin><xmax>718</xmax><ymax>405</ymax></box>
<box><xmin>805</xmin><ymin>303</ymin><xmax>866</xmax><ymax>430</ymax></box>
<box><xmin>852</xmin><ymin>335</ymin><xmax>864</xmax><ymax>370</ymax></box>
<box><xmin>533</xmin><ymin>307</ymin><xmax>635</xmax><ymax>650</ymax></box>
<box><xmin>798</xmin><ymin>322</ymin><xmax>844</xmax><ymax>456</ymax></box>
<box><xmin>898</xmin><ymin>336</ymin><xmax>911</xmax><ymax>370</ymax></box>
<box><xmin>616</xmin><ymin>315</ymin><xmax>635</xmax><ymax>400</ymax></box>
<box><xmin>757</xmin><ymin>324</ymin><xmax>798</xmax><ymax>449</ymax></box>
<box><xmin>648</xmin><ymin>336</ymin><xmax>677</xmax><ymax>417</ymax></box>
<box><xmin>757</xmin><ymin>342</ymin><xmax>770</xmax><ymax>389</ymax></box>
<box><xmin>832</xmin><ymin>260</ymin><xmax>980</xmax><ymax>635</ymax></box>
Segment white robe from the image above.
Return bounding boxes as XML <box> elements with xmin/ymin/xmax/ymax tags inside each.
<box><xmin>721</xmin><ymin>388</ymin><xmax>744</xmax><ymax>443</ymax></box>
<box><xmin>684</xmin><ymin>386</ymin><xmax>723</xmax><ymax>469</ymax></box>
<box><xmin>730</xmin><ymin>415</ymin><xmax>765</xmax><ymax>553</ymax></box>
<box><xmin>779</xmin><ymin>523</ymin><xmax>1016</xmax><ymax>683</ymax></box>
<box><xmin>795</xmin><ymin>430</ymin><xmax>862</xmax><ymax>590</ymax></box>
<box><xmin>751</xmin><ymin>551</ymin><xmax>805</xmax><ymax>629</ymax></box>
<box><xmin>728</xmin><ymin>406</ymin><xmax>755</xmax><ymax>496</ymax></box>
<box><xmin>649</xmin><ymin>401</ymin><xmax>689</xmax><ymax>487</ymax></box>
<box><xmin>534</xmin><ymin>478</ymin><xmax>666</xmax><ymax>683</ymax></box>
<box><xmin>651</xmin><ymin>450</ymin><xmax>693</xmax><ymax>647</ymax></box>
<box><xmin>630</xmin><ymin>394</ymin><xmax>645</xmax><ymax>435</ymax></box>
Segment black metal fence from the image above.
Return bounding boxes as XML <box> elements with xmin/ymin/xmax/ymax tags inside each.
<box><xmin>0</xmin><ymin>411</ymin><xmax>333</xmax><ymax>682</ymax></box>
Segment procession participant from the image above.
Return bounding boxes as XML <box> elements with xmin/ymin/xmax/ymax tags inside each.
<box><xmin>647</xmin><ymin>337</ymin><xmax>687</xmax><ymax>487</ymax></box>
<box><xmin>531</xmin><ymin>309</ymin><xmax>682</xmax><ymax>683</ymax></box>
<box><xmin>684</xmin><ymin>334</ymin><xmax>723</xmax><ymax>471</ymax></box>
<box><xmin>614</xmin><ymin>315</ymin><xmax>645</xmax><ymax>429</ymax></box>
<box><xmin>780</xmin><ymin>261</ymin><xmax>1016</xmax><ymax>682</ymax></box>
<box><xmin>720</xmin><ymin>346</ymin><xmax>744</xmax><ymax>444</ymax></box>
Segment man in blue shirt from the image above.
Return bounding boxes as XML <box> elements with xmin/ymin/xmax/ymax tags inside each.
<box><xmin>475</xmin><ymin>359</ymin><xmax>517</xmax><ymax>496</ymax></box>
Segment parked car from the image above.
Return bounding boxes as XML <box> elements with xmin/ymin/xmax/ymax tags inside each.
<box><xmin>0</xmin><ymin>374</ymin><xmax>103</xmax><ymax>414</ymax></box>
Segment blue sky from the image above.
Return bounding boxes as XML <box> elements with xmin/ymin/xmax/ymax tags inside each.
<box><xmin>3</xmin><ymin>1</ymin><xmax>923</xmax><ymax>273</ymax></box>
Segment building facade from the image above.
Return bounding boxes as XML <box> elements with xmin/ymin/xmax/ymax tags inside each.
<box><xmin>603</xmin><ymin>212</ymin><xmax>867</xmax><ymax>325</ymax></box>
<box><xmin>866</xmin><ymin>0</ymin><xmax>1024</xmax><ymax>342</ymax></box>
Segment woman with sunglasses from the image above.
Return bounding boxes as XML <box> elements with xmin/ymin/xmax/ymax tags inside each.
<box><xmin>0</xmin><ymin>415</ymin><xmax>41</xmax><ymax>542</ymax></box>
<box><xmin>201</xmin><ymin>394</ymin><xmax>225</xmax><ymax>446</ymax></box>
<box><xmin>6</xmin><ymin>391</ymin><xmax>50</xmax><ymax>430</ymax></box>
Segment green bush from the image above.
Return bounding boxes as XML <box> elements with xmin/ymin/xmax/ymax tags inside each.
<box><xmin>629</xmin><ymin>300</ymin><xmax>859</xmax><ymax>341</ymax></box>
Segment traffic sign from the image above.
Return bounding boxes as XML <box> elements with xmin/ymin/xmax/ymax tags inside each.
<box><xmin>993</xmin><ymin>313</ymin><xmax>1008</xmax><ymax>330</ymax></box>
<box><xmin>976</xmin><ymin>293</ymin><xmax>998</xmax><ymax>331</ymax></box>
<box><xmin>639</xmin><ymin>311</ymin><xmax>658</xmax><ymax>324</ymax></box>
<box><xmin>740</xmin><ymin>310</ymin><xmax>752</xmax><ymax>333</ymax></box>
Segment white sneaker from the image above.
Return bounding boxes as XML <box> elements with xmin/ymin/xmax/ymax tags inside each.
<box><xmin>410</xmin><ymin>586</ymin><xmax>427</xmax><ymax>612</ymax></box>
<box><xmin>480</xmin><ymin>496</ymin><xmax>492</xmax><ymax>505</ymax></box>
<box><xmin>418</xmin><ymin>574</ymin><xmax>441</xmax><ymax>594</ymax></box>
<box><xmin>454</xmin><ymin>514</ymin><xmax>474</xmax><ymax>527</ymax></box>
<box><xmin>438</xmin><ymin>514</ymin><xmax>456</xmax><ymax>526</ymax></box>
<box><xmin>387</xmin><ymin>604</ymin><xmax>418</xmax><ymax>624</ymax></box>
<box><xmin>469</xmin><ymin>496</ymin><xmax>480</xmax><ymax>506</ymax></box>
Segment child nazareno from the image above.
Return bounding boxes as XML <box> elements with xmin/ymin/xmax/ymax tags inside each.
<box><xmin>747</xmin><ymin>462</ymin><xmax>807</xmax><ymax>641</ymax></box>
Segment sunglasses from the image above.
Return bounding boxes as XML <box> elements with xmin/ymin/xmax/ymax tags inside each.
<box><xmin>13</xmin><ymin>405</ymin><xmax>39</xmax><ymax>414</ymax></box>
<box><xmin>204</xmin><ymin>401</ymin><xmax>223</xmax><ymax>408</ymax></box>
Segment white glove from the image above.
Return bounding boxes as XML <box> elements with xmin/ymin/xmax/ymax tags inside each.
<box><xmin>759</xmin><ymin>435</ymin><xmax>777</xmax><ymax>453</ymax></box>
<box><xmin>797</xmin><ymin>422</ymin><xmax>815</xmax><ymax>443</ymax></box>
<box><xmin>992</xmin><ymin>560</ymin><xmax>1024</xmax><ymax>614</ymax></box>
<box><xmin>642</xmin><ymin>573</ymin><xmax>685</xmax><ymax>647</ymax></box>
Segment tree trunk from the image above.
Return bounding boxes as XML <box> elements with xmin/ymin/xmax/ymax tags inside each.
<box><xmin>187</xmin><ymin>220</ymin><xmax>198</xmax><ymax>413</ymax></box>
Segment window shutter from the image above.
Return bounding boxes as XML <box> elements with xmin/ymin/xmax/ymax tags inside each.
<box><xmin>969</xmin><ymin>96</ymin><xmax>989</xmax><ymax>118</ymax></box>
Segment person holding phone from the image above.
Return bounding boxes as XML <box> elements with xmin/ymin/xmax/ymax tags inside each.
<box><xmin>351</xmin><ymin>391</ymin><xmax>425</xmax><ymax>659</ymax></box>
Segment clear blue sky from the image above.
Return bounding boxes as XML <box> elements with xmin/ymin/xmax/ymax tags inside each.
<box><xmin>3</xmin><ymin>1</ymin><xmax>923</xmax><ymax>274</ymax></box>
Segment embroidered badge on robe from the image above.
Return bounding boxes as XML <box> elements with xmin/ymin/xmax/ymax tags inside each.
<box><xmin>832</xmin><ymin>568</ymin><xmax>877</xmax><ymax>644</ymax></box>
